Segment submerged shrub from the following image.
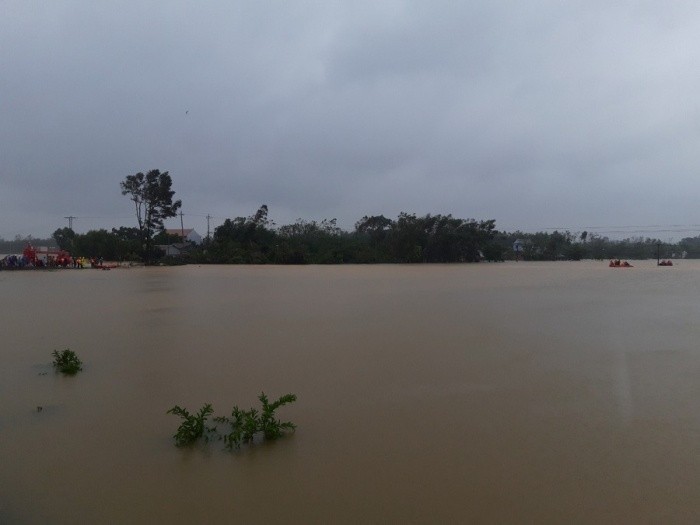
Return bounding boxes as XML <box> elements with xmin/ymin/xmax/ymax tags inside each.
<box><xmin>52</xmin><ymin>349</ymin><xmax>83</xmax><ymax>375</ymax></box>
<box><xmin>258</xmin><ymin>392</ymin><xmax>297</xmax><ymax>440</ymax></box>
<box><xmin>214</xmin><ymin>392</ymin><xmax>297</xmax><ymax>450</ymax></box>
<box><xmin>167</xmin><ymin>393</ymin><xmax>297</xmax><ymax>450</ymax></box>
<box><xmin>166</xmin><ymin>404</ymin><xmax>215</xmax><ymax>447</ymax></box>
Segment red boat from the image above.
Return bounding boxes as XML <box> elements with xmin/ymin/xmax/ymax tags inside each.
<box><xmin>609</xmin><ymin>260</ymin><xmax>633</xmax><ymax>268</ymax></box>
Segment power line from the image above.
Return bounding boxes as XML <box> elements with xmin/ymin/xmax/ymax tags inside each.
<box><xmin>64</xmin><ymin>215</ymin><xmax>133</xmax><ymax>220</ymax></box>
<box><xmin>536</xmin><ymin>223</ymin><xmax>700</xmax><ymax>231</ymax></box>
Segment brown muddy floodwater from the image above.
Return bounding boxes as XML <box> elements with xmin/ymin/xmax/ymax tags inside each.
<box><xmin>2</xmin><ymin>262</ymin><xmax>700</xmax><ymax>523</ymax></box>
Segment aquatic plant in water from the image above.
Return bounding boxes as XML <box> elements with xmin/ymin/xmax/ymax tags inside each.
<box><xmin>167</xmin><ymin>393</ymin><xmax>297</xmax><ymax>450</ymax></box>
<box><xmin>214</xmin><ymin>393</ymin><xmax>297</xmax><ymax>450</ymax></box>
<box><xmin>166</xmin><ymin>404</ymin><xmax>215</xmax><ymax>447</ymax></box>
<box><xmin>51</xmin><ymin>349</ymin><xmax>82</xmax><ymax>375</ymax></box>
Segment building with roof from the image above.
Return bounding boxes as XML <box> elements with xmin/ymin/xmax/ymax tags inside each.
<box><xmin>156</xmin><ymin>243</ymin><xmax>193</xmax><ymax>257</ymax></box>
<box><xmin>164</xmin><ymin>229</ymin><xmax>203</xmax><ymax>245</ymax></box>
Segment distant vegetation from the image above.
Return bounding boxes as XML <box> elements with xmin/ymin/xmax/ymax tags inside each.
<box><xmin>6</xmin><ymin>169</ymin><xmax>695</xmax><ymax>263</ymax></box>
<box><xmin>38</xmin><ymin>209</ymin><xmax>700</xmax><ymax>263</ymax></box>
<box><xmin>198</xmin><ymin>206</ymin><xmax>498</xmax><ymax>264</ymax></box>
<box><xmin>6</xmin><ymin>210</ymin><xmax>692</xmax><ymax>264</ymax></box>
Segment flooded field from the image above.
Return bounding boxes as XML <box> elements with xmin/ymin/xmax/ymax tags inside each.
<box><xmin>2</xmin><ymin>261</ymin><xmax>700</xmax><ymax>523</ymax></box>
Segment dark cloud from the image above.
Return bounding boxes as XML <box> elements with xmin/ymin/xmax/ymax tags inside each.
<box><xmin>3</xmin><ymin>1</ymin><xmax>700</xmax><ymax>239</ymax></box>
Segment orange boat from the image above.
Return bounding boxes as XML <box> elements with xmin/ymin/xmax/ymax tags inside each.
<box><xmin>609</xmin><ymin>260</ymin><xmax>633</xmax><ymax>268</ymax></box>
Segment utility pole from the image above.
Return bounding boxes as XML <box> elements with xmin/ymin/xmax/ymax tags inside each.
<box><xmin>64</xmin><ymin>216</ymin><xmax>76</xmax><ymax>230</ymax></box>
<box><xmin>206</xmin><ymin>214</ymin><xmax>211</xmax><ymax>241</ymax></box>
<box><xmin>180</xmin><ymin>211</ymin><xmax>185</xmax><ymax>242</ymax></box>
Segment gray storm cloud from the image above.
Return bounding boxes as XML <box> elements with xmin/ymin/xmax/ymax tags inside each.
<box><xmin>2</xmin><ymin>1</ymin><xmax>700</xmax><ymax>239</ymax></box>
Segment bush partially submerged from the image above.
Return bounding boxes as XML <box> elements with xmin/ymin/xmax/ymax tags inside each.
<box><xmin>52</xmin><ymin>349</ymin><xmax>82</xmax><ymax>375</ymax></box>
<box><xmin>166</xmin><ymin>404</ymin><xmax>215</xmax><ymax>446</ymax></box>
<box><xmin>215</xmin><ymin>393</ymin><xmax>297</xmax><ymax>450</ymax></box>
<box><xmin>167</xmin><ymin>393</ymin><xmax>297</xmax><ymax>450</ymax></box>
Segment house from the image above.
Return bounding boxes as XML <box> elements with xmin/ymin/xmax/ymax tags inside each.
<box><xmin>164</xmin><ymin>229</ymin><xmax>203</xmax><ymax>245</ymax></box>
<box><xmin>513</xmin><ymin>239</ymin><xmax>525</xmax><ymax>261</ymax></box>
<box><xmin>156</xmin><ymin>243</ymin><xmax>192</xmax><ymax>257</ymax></box>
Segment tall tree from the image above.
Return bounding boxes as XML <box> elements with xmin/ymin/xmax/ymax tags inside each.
<box><xmin>210</xmin><ymin>205</ymin><xmax>276</xmax><ymax>263</ymax></box>
<box><xmin>52</xmin><ymin>227</ymin><xmax>76</xmax><ymax>251</ymax></box>
<box><xmin>120</xmin><ymin>169</ymin><xmax>181</xmax><ymax>261</ymax></box>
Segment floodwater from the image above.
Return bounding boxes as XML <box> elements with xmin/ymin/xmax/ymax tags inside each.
<box><xmin>2</xmin><ymin>262</ymin><xmax>700</xmax><ymax>523</ymax></box>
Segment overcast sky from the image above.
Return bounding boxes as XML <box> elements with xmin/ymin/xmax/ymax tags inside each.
<box><xmin>3</xmin><ymin>1</ymin><xmax>700</xmax><ymax>240</ymax></box>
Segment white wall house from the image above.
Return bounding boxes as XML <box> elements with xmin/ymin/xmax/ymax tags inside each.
<box><xmin>164</xmin><ymin>229</ymin><xmax>203</xmax><ymax>245</ymax></box>
<box><xmin>156</xmin><ymin>243</ymin><xmax>190</xmax><ymax>256</ymax></box>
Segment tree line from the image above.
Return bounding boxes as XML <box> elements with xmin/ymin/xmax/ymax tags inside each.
<box><xmin>45</xmin><ymin>212</ymin><xmax>696</xmax><ymax>264</ymax></box>
<box><xmin>6</xmin><ymin>168</ymin><xmax>695</xmax><ymax>263</ymax></box>
<box><xmin>490</xmin><ymin>231</ymin><xmax>684</xmax><ymax>261</ymax></box>
<box><xmin>198</xmin><ymin>206</ymin><xmax>498</xmax><ymax>264</ymax></box>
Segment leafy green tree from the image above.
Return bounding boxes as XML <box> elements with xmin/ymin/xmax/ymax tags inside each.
<box><xmin>679</xmin><ymin>236</ymin><xmax>700</xmax><ymax>258</ymax></box>
<box><xmin>426</xmin><ymin>216</ymin><xmax>496</xmax><ymax>263</ymax></box>
<box><xmin>52</xmin><ymin>227</ymin><xmax>76</xmax><ymax>251</ymax></box>
<box><xmin>354</xmin><ymin>215</ymin><xmax>392</xmax><ymax>262</ymax></box>
<box><xmin>69</xmin><ymin>228</ymin><xmax>146</xmax><ymax>261</ymax></box>
<box><xmin>384</xmin><ymin>213</ymin><xmax>496</xmax><ymax>263</ymax></box>
<box><xmin>111</xmin><ymin>227</ymin><xmax>144</xmax><ymax>260</ymax></box>
<box><xmin>210</xmin><ymin>205</ymin><xmax>276</xmax><ymax>263</ymax></box>
<box><xmin>387</xmin><ymin>213</ymin><xmax>425</xmax><ymax>262</ymax></box>
<box><xmin>72</xmin><ymin>229</ymin><xmax>120</xmax><ymax>259</ymax></box>
<box><xmin>586</xmin><ymin>234</ymin><xmax>608</xmax><ymax>260</ymax></box>
<box><xmin>482</xmin><ymin>241</ymin><xmax>505</xmax><ymax>262</ymax></box>
<box><xmin>120</xmin><ymin>169</ymin><xmax>181</xmax><ymax>262</ymax></box>
<box><xmin>564</xmin><ymin>243</ymin><xmax>586</xmax><ymax>261</ymax></box>
<box><xmin>276</xmin><ymin>217</ymin><xmax>356</xmax><ymax>263</ymax></box>
<box><xmin>355</xmin><ymin>215</ymin><xmax>392</xmax><ymax>240</ymax></box>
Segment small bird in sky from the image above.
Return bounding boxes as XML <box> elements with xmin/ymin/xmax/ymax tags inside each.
<box><xmin>185</xmin><ymin>110</ymin><xmax>189</xmax><ymax>115</ymax></box>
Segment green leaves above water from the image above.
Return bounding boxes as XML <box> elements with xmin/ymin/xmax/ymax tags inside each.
<box><xmin>167</xmin><ymin>393</ymin><xmax>297</xmax><ymax>451</ymax></box>
<box><xmin>51</xmin><ymin>349</ymin><xmax>83</xmax><ymax>375</ymax></box>
<box><xmin>166</xmin><ymin>404</ymin><xmax>215</xmax><ymax>447</ymax></box>
<box><xmin>215</xmin><ymin>392</ymin><xmax>297</xmax><ymax>450</ymax></box>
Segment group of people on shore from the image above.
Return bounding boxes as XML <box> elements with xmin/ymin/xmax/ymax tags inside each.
<box><xmin>1</xmin><ymin>243</ymin><xmax>106</xmax><ymax>269</ymax></box>
<box><xmin>0</xmin><ymin>254</ymin><xmax>103</xmax><ymax>269</ymax></box>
